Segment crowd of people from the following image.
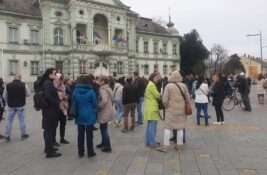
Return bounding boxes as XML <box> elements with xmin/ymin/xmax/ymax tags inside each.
<box><xmin>0</xmin><ymin>68</ymin><xmax>265</xmax><ymax>158</ymax></box>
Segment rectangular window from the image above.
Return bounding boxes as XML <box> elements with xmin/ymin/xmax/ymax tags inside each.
<box><xmin>153</xmin><ymin>42</ymin><xmax>158</xmax><ymax>54</ymax></box>
<box><xmin>9</xmin><ymin>60</ymin><xmax>19</xmax><ymax>75</ymax></box>
<box><xmin>80</xmin><ymin>60</ymin><xmax>87</xmax><ymax>74</ymax></box>
<box><xmin>9</xmin><ymin>27</ymin><xmax>18</xmax><ymax>43</ymax></box>
<box><xmin>144</xmin><ymin>42</ymin><xmax>148</xmax><ymax>53</ymax></box>
<box><xmin>31</xmin><ymin>61</ymin><xmax>39</xmax><ymax>75</ymax></box>
<box><xmin>30</xmin><ymin>30</ymin><xmax>39</xmax><ymax>44</ymax></box>
<box><xmin>163</xmin><ymin>43</ymin><xmax>167</xmax><ymax>54</ymax></box>
<box><xmin>55</xmin><ymin>61</ymin><xmax>63</xmax><ymax>73</ymax></box>
<box><xmin>136</xmin><ymin>64</ymin><xmax>139</xmax><ymax>73</ymax></box>
<box><xmin>163</xmin><ymin>65</ymin><xmax>168</xmax><ymax>75</ymax></box>
<box><xmin>117</xmin><ymin>62</ymin><xmax>123</xmax><ymax>74</ymax></box>
<box><xmin>144</xmin><ymin>64</ymin><xmax>149</xmax><ymax>75</ymax></box>
<box><xmin>173</xmin><ymin>44</ymin><xmax>177</xmax><ymax>55</ymax></box>
<box><xmin>89</xmin><ymin>62</ymin><xmax>94</xmax><ymax>69</ymax></box>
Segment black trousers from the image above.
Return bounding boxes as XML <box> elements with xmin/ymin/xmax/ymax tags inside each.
<box><xmin>44</xmin><ymin>129</ymin><xmax>54</xmax><ymax>153</ymax></box>
<box><xmin>53</xmin><ymin>111</ymin><xmax>67</xmax><ymax>142</ymax></box>
<box><xmin>241</xmin><ymin>92</ymin><xmax>251</xmax><ymax>110</ymax></box>
<box><xmin>77</xmin><ymin>125</ymin><xmax>95</xmax><ymax>156</ymax></box>
<box><xmin>214</xmin><ymin>104</ymin><xmax>224</xmax><ymax>122</ymax></box>
<box><xmin>0</xmin><ymin>107</ymin><xmax>4</xmax><ymax>121</ymax></box>
<box><xmin>172</xmin><ymin>129</ymin><xmax>186</xmax><ymax>143</ymax></box>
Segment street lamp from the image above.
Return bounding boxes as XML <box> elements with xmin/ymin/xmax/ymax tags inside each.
<box><xmin>71</xmin><ymin>26</ymin><xmax>76</xmax><ymax>80</ymax></box>
<box><xmin>246</xmin><ymin>31</ymin><xmax>263</xmax><ymax>74</ymax></box>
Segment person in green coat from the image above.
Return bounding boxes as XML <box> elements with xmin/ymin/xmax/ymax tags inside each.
<box><xmin>144</xmin><ymin>72</ymin><xmax>161</xmax><ymax>148</ymax></box>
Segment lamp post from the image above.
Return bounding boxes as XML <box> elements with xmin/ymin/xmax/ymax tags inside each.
<box><xmin>71</xmin><ymin>26</ymin><xmax>76</xmax><ymax>80</ymax></box>
<box><xmin>246</xmin><ymin>30</ymin><xmax>263</xmax><ymax>74</ymax></box>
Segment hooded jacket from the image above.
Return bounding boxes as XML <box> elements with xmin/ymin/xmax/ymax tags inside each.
<box><xmin>73</xmin><ymin>84</ymin><xmax>98</xmax><ymax>125</ymax></box>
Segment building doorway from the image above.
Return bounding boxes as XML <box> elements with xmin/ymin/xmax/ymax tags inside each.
<box><xmin>94</xmin><ymin>62</ymin><xmax>109</xmax><ymax>76</ymax></box>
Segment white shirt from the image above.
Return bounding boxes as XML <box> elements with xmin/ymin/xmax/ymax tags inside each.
<box><xmin>195</xmin><ymin>83</ymin><xmax>209</xmax><ymax>103</ymax></box>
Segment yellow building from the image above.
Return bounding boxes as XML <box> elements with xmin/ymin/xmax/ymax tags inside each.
<box><xmin>240</xmin><ymin>54</ymin><xmax>267</xmax><ymax>78</ymax></box>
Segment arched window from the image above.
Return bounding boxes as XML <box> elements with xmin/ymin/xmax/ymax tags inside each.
<box><xmin>54</xmin><ymin>27</ymin><xmax>64</xmax><ymax>45</ymax></box>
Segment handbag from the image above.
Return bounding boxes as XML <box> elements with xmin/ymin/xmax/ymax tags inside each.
<box><xmin>199</xmin><ymin>88</ymin><xmax>211</xmax><ymax>103</ymax></box>
<box><xmin>69</xmin><ymin>92</ymin><xmax>77</xmax><ymax>118</ymax></box>
<box><xmin>173</xmin><ymin>83</ymin><xmax>192</xmax><ymax>115</ymax></box>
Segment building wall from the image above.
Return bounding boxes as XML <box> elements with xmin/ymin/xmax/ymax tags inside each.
<box><xmin>0</xmin><ymin>0</ymin><xmax>180</xmax><ymax>83</ymax></box>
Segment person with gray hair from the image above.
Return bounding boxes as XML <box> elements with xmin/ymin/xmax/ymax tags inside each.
<box><xmin>2</xmin><ymin>74</ymin><xmax>31</xmax><ymax>142</ymax></box>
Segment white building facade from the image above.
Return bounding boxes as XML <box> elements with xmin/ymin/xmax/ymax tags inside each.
<box><xmin>0</xmin><ymin>0</ymin><xmax>180</xmax><ymax>83</ymax></box>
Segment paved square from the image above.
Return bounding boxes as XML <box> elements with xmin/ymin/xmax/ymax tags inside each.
<box><xmin>0</xmin><ymin>88</ymin><xmax>266</xmax><ymax>175</ymax></box>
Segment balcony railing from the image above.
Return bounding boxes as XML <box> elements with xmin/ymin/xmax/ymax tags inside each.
<box><xmin>77</xmin><ymin>44</ymin><xmax>127</xmax><ymax>55</ymax></box>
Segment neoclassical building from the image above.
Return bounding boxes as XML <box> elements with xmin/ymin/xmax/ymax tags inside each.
<box><xmin>0</xmin><ymin>0</ymin><xmax>180</xmax><ymax>83</ymax></box>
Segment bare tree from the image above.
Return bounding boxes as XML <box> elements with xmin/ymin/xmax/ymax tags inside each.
<box><xmin>210</xmin><ymin>44</ymin><xmax>228</xmax><ymax>74</ymax></box>
<box><xmin>152</xmin><ymin>17</ymin><xmax>167</xmax><ymax>27</ymax></box>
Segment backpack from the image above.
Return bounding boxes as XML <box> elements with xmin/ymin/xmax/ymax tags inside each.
<box><xmin>263</xmin><ymin>79</ymin><xmax>267</xmax><ymax>89</ymax></box>
<box><xmin>33</xmin><ymin>91</ymin><xmax>48</xmax><ymax>111</ymax></box>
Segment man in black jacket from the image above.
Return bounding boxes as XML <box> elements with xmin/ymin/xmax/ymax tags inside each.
<box><xmin>121</xmin><ymin>77</ymin><xmax>139</xmax><ymax>133</ymax></box>
<box><xmin>236</xmin><ymin>72</ymin><xmax>251</xmax><ymax>112</ymax></box>
<box><xmin>2</xmin><ymin>74</ymin><xmax>31</xmax><ymax>142</ymax></box>
<box><xmin>133</xmin><ymin>71</ymin><xmax>146</xmax><ymax>126</ymax></box>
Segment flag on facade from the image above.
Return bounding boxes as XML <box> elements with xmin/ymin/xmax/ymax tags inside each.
<box><xmin>79</xmin><ymin>32</ymin><xmax>88</xmax><ymax>41</ymax></box>
<box><xmin>94</xmin><ymin>32</ymin><xmax>102</xmax><ymax>41</ymax></box>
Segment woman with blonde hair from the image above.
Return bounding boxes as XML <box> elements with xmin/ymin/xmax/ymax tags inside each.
<box><xmin>157</xmin><ymin>71</ymin><xmax>190</xmax><ymax>152</ymax></box>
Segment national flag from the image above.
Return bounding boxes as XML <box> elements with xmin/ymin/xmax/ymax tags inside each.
<box><xmin>94</xmin><ymin>32</ymin><xmax>102</xmax><ymax>41</ymax></box>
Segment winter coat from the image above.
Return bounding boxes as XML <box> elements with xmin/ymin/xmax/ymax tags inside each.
<box><xmin>113</xmin><ymin>83</ymin><xmax>123</xmax><ymax>101</ymax></box>
<box><xmin>97</xmin><ymin>84</ymin><xmax>114</xmax><ymax>124</ymax></box>
<box><xmin>143</xmin><ymin>81</ymin><xmax>160</xmax><ymax>121</ymax></box>
<box><xmin>73</xmin><ymin>84</ymin><xmax>98</xmax><ymax>125</ymax></box>
<box><xmin>162</xmin><ymin>71</ymin><xmax>190</xmax><ymax>130</ymax></box>
<box><xmin>195</xmin><ymin>83</ymin><xmax>209</xmax><ymax>104</ymax></box>
<box><xmin>211</xmin><ymin>81</ymin><xmax>225</xmax><ymax>106</ymax></box>
<box><xmin>41</xmin><ymin>79</ymin><xmax>60</xmax><ymax>130</ymax></box>
<box><xmin>122</xmin><ymin>83</ymin><xmax>138</xmax><ymax>105</ymax></box>
<box><xmin>256</xmin><ymin>79</ymin><xmax>266</xmax><ymax>95</ymax></box>
<box><xmin>133</xmin><ymin>77</ymin><xmax>147</xmax><ymax>98</ymax></box>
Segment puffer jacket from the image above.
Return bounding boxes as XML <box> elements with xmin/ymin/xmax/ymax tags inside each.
<box><xmin>73</xmin><ymin>84</ymin><xmax>98</xmax><ymax>125</ymax></box>
<box><xmin>97</xmin><ymin>84</ymin><xmax>114</xmax><ymax>124</ymax></box>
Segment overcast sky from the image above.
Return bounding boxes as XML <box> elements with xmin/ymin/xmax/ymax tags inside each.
<box><xmin>121</xmin><ymin>0</ymin><xmax>267</xmax><ymax>58</ymax></box>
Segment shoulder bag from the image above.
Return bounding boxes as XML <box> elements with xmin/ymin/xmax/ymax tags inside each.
<box><xmin>173</xmin><ymin>83</ymin><xmax>192</xmax><ymax>116</ymax></box>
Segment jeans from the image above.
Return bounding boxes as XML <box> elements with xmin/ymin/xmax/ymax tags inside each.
<box><xmin>195</xmin><ymin>103</ymin><xmax>209</xmax><ymax>125</ymax></box>
<box><xmin>136</xmin><ymin>97</ymin><xmax>144</xmax><ymax>124</ymax></box>
<box><xmin>44</xmin><ymin>129</ymin><xmax>54</xmax><ymax>153</ymax></box>
<box><xmin>100</xmin><ymin>123</ymin><xmax>111</xmax><ymax>149</ymax></box>
<box><xmin>77</xmin><ymin>125</ymin><xmax>95</xmax><ymax>156</ymax></box>
<box><xmin>5</xmin><ymin>107</ymin><xmax>27</xmax><ymax>137</ymax></box>
<box><xmin>145</xmin><ymin>120</ymin><xmax>158</xmax><ymax>147</ymax></box>
<box><xmin>114</xmin><ymin>99</ymin><xmax>124</xmax><ymax>122</ymax></box>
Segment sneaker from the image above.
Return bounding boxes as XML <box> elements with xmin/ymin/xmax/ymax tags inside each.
<box><xmin>129</xmin><ymin>127</ymin><xmax>135</xmax><ymax>132</ymax></box>
<box><xmin>96</xmin><ymin>143</ymin><xmax>103</xmax><ymax>149</ymax></box>
<box><xmin>88</xmin><ymin>152</ymin><xmax>96</xmax><ymax>158</ymax></box>
<box><xmin>115</xmin><ymin>120</ymin><xmax>121</xmax><ymax>127</ymax></box>
<box><xmin>213</xmin><ymin>122</ymin><xmax>221</xmax><ymax>125</ymax></box>
<box><xmin>60</xmin><ymin>138</ymin><xmax>70</xmax><ymax>144</ymax></box>
<box><xmin>44</xmin><ymin>147</ymin><xmax>58</xmax><ymax>153</ymax></box>
<box><xmin>101</xmin><ymin>147</ymin><xmax>112</xmax><ymax>153</ymax></box>
<box><xmin>5</xmin><ymin>137</ymin><xmax>10</xmax><ymax>142</ymax></box>
<box><xmin>221</xmin><ymin>121</ymin><xmax>225</xmax><ymax>125</ymax></box>
<box><xmin>121</xmin><ymin>128</ymin><xmax>129</xmax><ymax>133</ymax></box>
<box><xmin>156</xmin><ymin>146</ymin><xmax>168</xmax><ymax>153</ymax></box>
<box><xmin>46</xmin><ymin>152</ymin><xmax>61</xmax><ymax>158</ymax></box>
<box><xmin>21</xmin><ymin>134</ymin><xmax>29</xmax><ymax>140</ymax></box>
<box><xmin>108</xmin><ymin>121</ymin><xmax>113</xmax><ymax>125</ymax></box>
<box><xmin>53</xmin><ymin>142</ymin><xmax>60</xmax><ymax>147</ymax></box>
<box><xmin>136</xmin><ymin>123</ymin><xmax>144</xmax><ymax>127</ymax></box>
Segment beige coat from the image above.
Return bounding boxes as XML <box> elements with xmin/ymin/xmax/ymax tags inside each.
<box><xmin>162</xmin><ymin>71</ymin><xmax>190</xmax><ymax>130</ymax></box>
<box><xmin>97</xmin><ymin>84</ymin><xmax>114</xmax><ymax>124</ymax></box>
